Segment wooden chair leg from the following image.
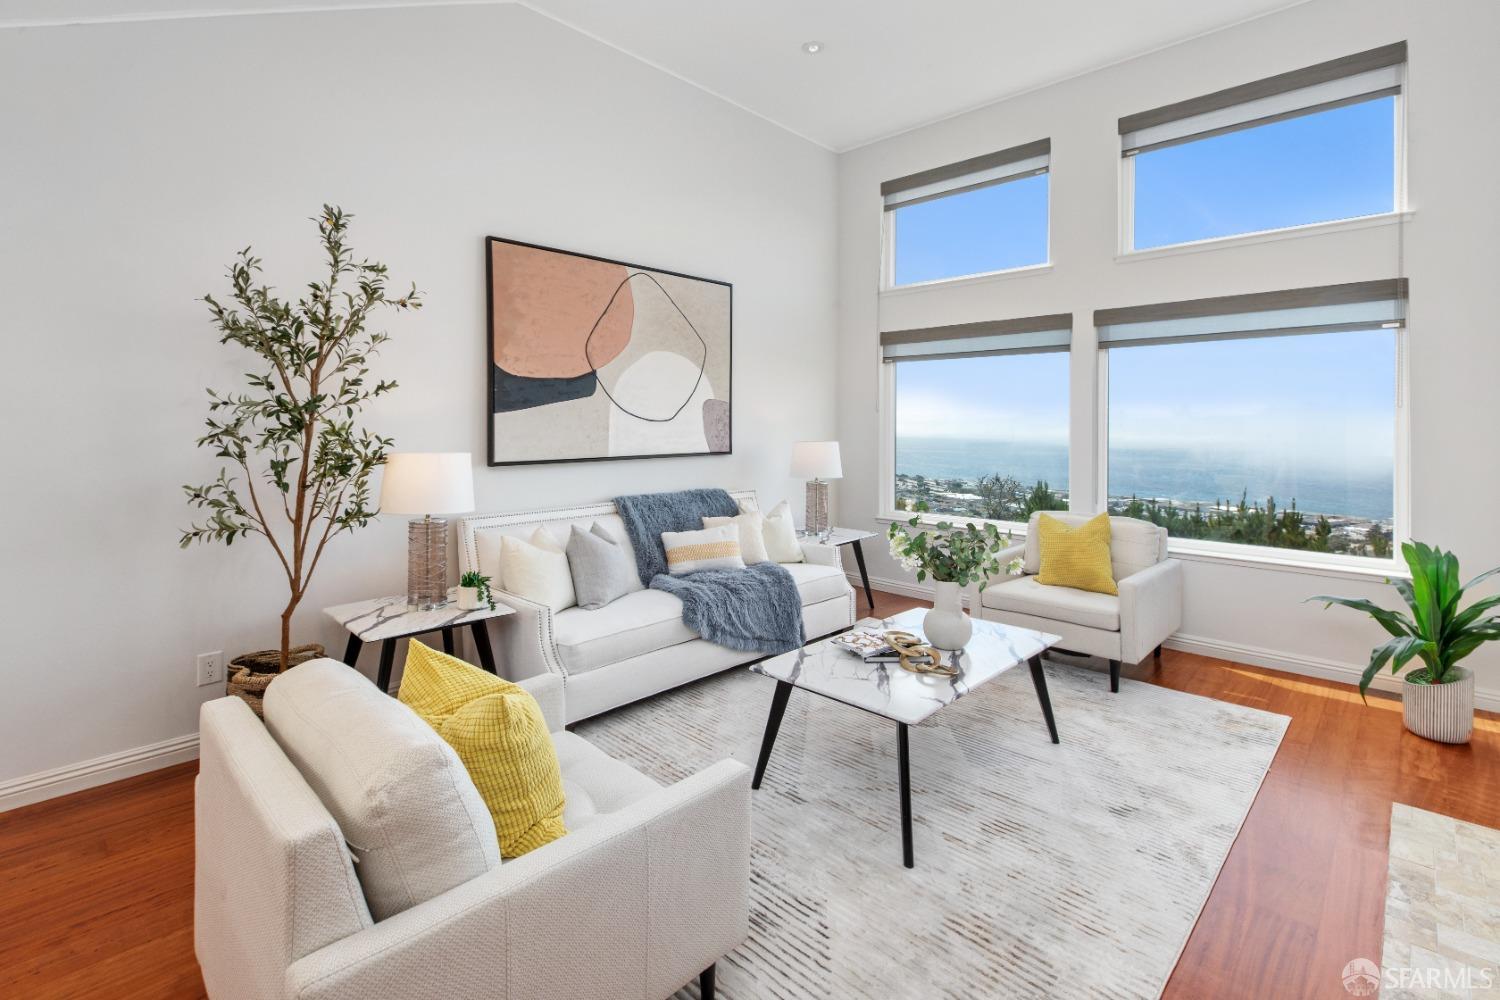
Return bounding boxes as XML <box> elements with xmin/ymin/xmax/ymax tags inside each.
<box><xmin>1109</xmin><ymin>659</ymin><xmax>1121</xmax><ymax>693</ymax></box>
<box><xmin>700</xmin><ymin>963</ymin><xmax>716</xmax><ymax>999</ymax></box>
<box><xmin>1154</xmin><ymin>644</ymin><xmax>1163</xmax><ymax>662</ymax></box>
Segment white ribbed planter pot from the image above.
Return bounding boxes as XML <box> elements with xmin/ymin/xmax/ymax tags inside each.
<box><xmin>924</xmin><ymin>581</ymin><xmax>973</xmax><ymax>651</ymax></box>
<box><xmin>456</xmin><ymin>586</ymin><xmax>482</xmax><ymax>611</ymax></box>
<box><xmin>1402</xmin><ymin>666</ymin><xmax>1475</xmax><ymax>744</ymax></box>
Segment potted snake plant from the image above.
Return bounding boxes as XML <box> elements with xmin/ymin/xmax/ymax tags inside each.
<box><xmin>1311</xmin><ymin>541</ymin><xmax>1500</xmax><ymax>744</ymax></box>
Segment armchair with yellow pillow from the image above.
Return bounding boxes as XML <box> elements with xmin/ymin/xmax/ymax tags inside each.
<box><xmin>978</xmin><ymin>511</ymin><xmax>1183</xmax><ymax>692</ymax></box>
<box><xmin>196</xmin><ymin>642</ymin><xmax>749</xmax><ymax>1000</ymax></box>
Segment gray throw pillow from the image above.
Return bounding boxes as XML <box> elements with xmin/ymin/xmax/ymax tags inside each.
<box><xmin>567</xmin><ymin>522</ymin><xmax>643</xmax><ymax>610</ymax></box>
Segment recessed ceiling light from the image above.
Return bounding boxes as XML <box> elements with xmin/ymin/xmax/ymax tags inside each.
<box><xmin>801</xmin><ymin>41</ymin><xmax>823</xmax><ymax>54</ymax></box>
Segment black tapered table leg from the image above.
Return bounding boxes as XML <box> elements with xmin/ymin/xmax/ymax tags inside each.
<box><xmin>752</xmin><ymin>681</ymin><xmax>794</xmax><ymax>790</ymax></box>
<box><xmin>1028</xmin><ymin>654</ymin><xmax>1060</xmax><ymax>744</ymax></box>
<box><xmin>441</xmin><ymin>626</ymin><xmax>456</xmax><ymax>655</ymax></box>
<box><xmin>342</xmin><ymin>634</ymin><xmax>363</xmax><ymax>668</ymax></box>
<box><xmin>376</xmin><ymin>639</ymin><xmax>396</xmax><ymax>694</ymax></box>
<box><xmin>470</xmin><ymin>621</ymin><xmax>497</xmax><ymax>674</ymax></box>
<box><xmin>897</xmin><ymin>722</ymin><xmax>914</xmax><ymax>869</ymax></box>
<box><xmin>1109</xmin><ymin>658</ymin><xmax>1121</xmax><ymax>694</ymax></box>
<box><xmin>699</xmin><ymin>963</ymin><xmax>716</xmax><ymax>1000</ymax></box>
<box><xmin>850</xmin><ymin>538</ymin><xmax>875</xmax><ymax>611</ymax></box>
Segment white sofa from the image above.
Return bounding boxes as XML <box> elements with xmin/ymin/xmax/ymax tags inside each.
<box><xmin>458</xmin><ymin>490</ymin><xmax>856</xmax><ymax>723</ymax></box>
<box><xmin>979</xmin><ymin>511</ymin><xmax>1183</xmax><ymax>692</ymax></box>
<box><xmin>195</xmin><ymin>662</ymin><xmax>749</xmax><ymax>1000</ymax></box>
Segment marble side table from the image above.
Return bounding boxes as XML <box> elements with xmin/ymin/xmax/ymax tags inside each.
<box><xmin>323</xmin><ymin>592</ymin><xmax>514</xmax><ymax>694</ymax></box>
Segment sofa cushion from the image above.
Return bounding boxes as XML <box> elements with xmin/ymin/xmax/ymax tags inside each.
<box><xmin>263</xmin><ymin>658</ymin><xmax>500</xmax><ymax>922</ymax></box>
<box><xmin>981</xmin><ymin>574</ymin><xmax>1121</xmax><ymax>631</ymax></box>
<box><xmin>1035</xmin><ymin>512</ymin><xmax>1117</xmax><ymax>596</ymax></box>
<box><xmin>553</xmin><ymin>589</ymin><xmax>698</xmax><ymax>674</ymax></box>
<box><xmin>782</xmin><ymin>561</ymin><xmax>851</xmax><ymax>605</ymax></box>
<box><xmin>567</xmin><ymin>522</ymin><xmax>642</xmax><ymax>611</ymax></box>
<box><xmin>552</xmin><ymin>731</ymin><xmax>661</xmax><ymax>832</ymax></box>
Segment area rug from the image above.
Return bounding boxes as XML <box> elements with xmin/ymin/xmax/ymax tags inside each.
<box><xmin>576</xmin><ymin>657</ymin><xmax>1289</xmax><ymax>999</ymax></box>
<box><xmin>1381</xmin><ymin>803</ymin><xmax>1500</xmax><ymax>999</ymax></box>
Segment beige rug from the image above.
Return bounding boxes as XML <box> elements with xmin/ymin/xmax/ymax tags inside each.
<box><xmin>1382</xmin><ymin>803</ymin><xmax>1500</xmax><ymax>999</ymax></box>
<box><xmin>577</xmin><ymin>658</ymin><xmax>1288</xmax><ymax>999</ymax></box>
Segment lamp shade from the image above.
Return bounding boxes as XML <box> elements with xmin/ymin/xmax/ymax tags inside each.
<box><xmin>790</xmin><ymin>440</ymin><xmax>842</xmax><ymax>480</ymax></box>
<box><xmin>379</xmin><ymin>453</ymin><xmax>476</xmax><ymax>515</ymax></box>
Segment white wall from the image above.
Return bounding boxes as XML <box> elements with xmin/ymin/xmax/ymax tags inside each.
<box><xmin>0</xmin><ymin>4</ymin><xmax>836</xmax><ymax>797</ymax></box>
<box><xmin>835</xmin><ymin>0</ymin><xmax>1500</xmax><ymax>705</ymax></box>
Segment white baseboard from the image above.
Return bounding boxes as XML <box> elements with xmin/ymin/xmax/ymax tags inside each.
<box><xmin>0</xmin><ymin>732</ymin><xmax>199</xmax><ymax>813</ymax></box>
<box><xmin>850</xmin><ymin>572</ymin><xmax>1500</xmax><ymax>714</ymax></box>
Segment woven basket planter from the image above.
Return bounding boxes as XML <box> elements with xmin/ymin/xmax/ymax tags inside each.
<box><xmin>1402</xmin><ymin>666</ymin><xmax>1474</xmax><ymax>744</ymax></box>
<box><xmin>228</xmin><ymin>643</ymin><xmax>325</xmax><ymax>717</ymax></box>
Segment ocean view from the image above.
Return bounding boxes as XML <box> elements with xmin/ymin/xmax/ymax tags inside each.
<box><xmin>896</xmin><ymin>436</ymin><xmax>1394</xmax><ymax>522</ymax></box>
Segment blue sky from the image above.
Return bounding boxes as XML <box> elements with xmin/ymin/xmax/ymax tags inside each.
<box><xmin>893</xmin><ymin>97</ymin><xmax>1398</xmax><ymax>513</ymax></box>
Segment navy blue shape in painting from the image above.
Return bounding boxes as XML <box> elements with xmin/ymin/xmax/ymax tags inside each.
<box><xmin>492</xmin><ymin>364</ymin><xmax>598</xmax><ymax>413</ymax></box>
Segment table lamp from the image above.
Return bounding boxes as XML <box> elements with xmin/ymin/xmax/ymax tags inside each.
<box><xmin>791</xmin><ymin>441</ymin><xmax>842</xmax><ymax>541</ymax></box>
<box><xmin>379</xmin><ymin>453</ymin><xmax>476</xmax><ymax>610</ymax></box>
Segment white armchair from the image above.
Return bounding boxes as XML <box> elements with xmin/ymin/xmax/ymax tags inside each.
<box><xmin>195</xmin><ymin>669</ymin><xmax>750</xmax><ymax>1000</ymax></box>
<box><xmin>978</xmin><ymin>512</ymin><xmax>1183</xmax><ymax>692</ymax></box>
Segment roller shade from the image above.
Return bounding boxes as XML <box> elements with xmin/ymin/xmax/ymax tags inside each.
<box><xmin>881</xmin><ymin>314</ymin><xmax>1072</xmax><ymax>362</ymax></box>
<box><xmin>881</xmin><ymin>139</ymin><xmax>1050</xmax><ymax>211</ymax></box>
<box><xmin>1095</xmin><ymin>280</ymin><xmax>1407</xmax><ymax>350</ymax></box>
<box><xmin>1120</xmin><ymin>42</ymin><xmax>1405</xmax><ymax>155</ymax></box>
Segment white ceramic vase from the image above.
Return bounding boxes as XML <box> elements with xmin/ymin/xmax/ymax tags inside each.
<box><xmin>456</xmin><ymin>586</ymin><xmax>482</xmax><ymax>611</ymax></box>
<box><xmin>924</xmin><ymin>580</ymin><xmax>973</xmax><ymax>651</ymax></box>
<box><xmin>1402</xmin><ymin>665</ymin><xmax>1474</xmax><ymax>744</ymax></box>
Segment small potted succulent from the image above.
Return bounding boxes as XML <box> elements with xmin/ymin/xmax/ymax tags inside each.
<box><xmin>458</xmin><ymin>570</ymin><xmax>497</xmax><ymax>612</ymax></box>
<box><xmin>888</xmin><ymin>515</ymin><xmax>1011</xmax><ymax>650</ymax></box>
<box><xmin>1311</xmin><ymin>541</ymin><xmax>1500</xmax><ymax>744</ymax></box>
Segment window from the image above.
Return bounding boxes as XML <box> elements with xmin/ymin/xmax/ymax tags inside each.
<box><xmin>882</xmin><ymin>315</ymin><xmax>1071</xmax><ymax>520</ymax></box>
<box><xmin>1097</xmin><ymin>281</ymin><xmax>1405</xmax><ymax>559</ymax></box>
<box><xmin>1121</xmin><ymin>43</ymin><xmax>1404</xmax><ymax>251</ymax></box>
<box><xmin>882</xmin><ymin>139</ymin><xmax>1049</xmax><ymax>286</ymax></box>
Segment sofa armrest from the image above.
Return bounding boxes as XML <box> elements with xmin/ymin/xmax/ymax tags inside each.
<box><xmin>994</xmin><ymin>541</ymin><xmax>1026</xmax><ymax>569</ymax></box>
<box><xmin>1118</xmin><ymin>558</ymin><xmax>1184</xmax><ymax>664</ymax></box>
<box><xmin>285</xmin><ymin>760</ymin><xmax>752</xmax><ymax>1000</ymax></box>
<box><xmin>490</xmin><ymin>589</ymin><xmax>567</xmax><ymax>683</ymax></box>
<box><xmin>799</xmin><ymin>539</ymin><xmax>841</xmax><ymax>568</ymax></box>
<box><xmin>515</xmin><ymin>672</ymin><xmax>566</xmax><ymax>733</ymax></box>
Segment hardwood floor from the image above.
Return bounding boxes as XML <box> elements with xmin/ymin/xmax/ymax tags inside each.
<box><xmin>2</xmin><ymin>588</ymin><xmax>1497</xmax><ymax>999</ymax></box>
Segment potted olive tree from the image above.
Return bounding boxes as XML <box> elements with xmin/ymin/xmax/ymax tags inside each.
<box><xmin>181</xmin><ymin>206</ymin><xmax>421</xmax><ymax>713</ymax></box>
<box><xmin>1311</xmin><ymin>542</ymin><xmax>1500</xmax><ymax>743</ymax></box>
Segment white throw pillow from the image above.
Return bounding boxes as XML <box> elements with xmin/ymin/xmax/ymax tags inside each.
<box><xmin>702</xmin><ymin>511</ymin><xmax>769</xmax><ymax>564</ymax></box>
<box><xmin>263</xmin><ymin>658</ymin><xmax>500</xmax><ymax>922</ymax></box>
<box><xmin>500</xmin><ymin>527</ymin><xmax>576</xmax><ymax>612</ymax></box>
<box><xmin>761</xmin><ymin>500</ymin><xmax>805</xmax><ymax>563</ymax></box>
<box><xmin>661</xmin><ymin>523</ymin><xmax>746</xmax><ymax>574</ymax></box>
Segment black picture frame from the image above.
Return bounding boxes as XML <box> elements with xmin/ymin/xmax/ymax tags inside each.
<box><xmin>485</xmin><ymin>235</ymin><xmax>733</xmax><ymax>467</ymax></box>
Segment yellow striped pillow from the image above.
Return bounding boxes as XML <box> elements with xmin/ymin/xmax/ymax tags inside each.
<box><xmin>397</xmin><ymin>641</ymin><xmax>566</xmax><ymax>858</ymax></box>
<box><xmin>661</xmin><ymin>523</ymin><xmax>745</xmax><ymax>574</ymax></box>
<box><xmin>1035</xmin><ymin>513</ymin><xmax>1118</xmax><ymax>596</ymax></box>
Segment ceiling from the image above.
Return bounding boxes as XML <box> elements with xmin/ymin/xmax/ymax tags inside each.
<box><xmin>4</xmin><ymin>0</ymin><xmax>1309</xmax><ymax>150</ymax></box>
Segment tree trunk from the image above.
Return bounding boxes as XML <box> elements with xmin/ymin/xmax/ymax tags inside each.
<box><xmin>279</xmin><ymin>591</ymin><xmax>303</xmax><ymax>673</ymax></box>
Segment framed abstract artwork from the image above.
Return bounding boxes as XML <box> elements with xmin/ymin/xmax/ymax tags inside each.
<box><xmin>485</xmin><ymin>236</ymin><xmax>732</xmax><ymax>466</ymax></box>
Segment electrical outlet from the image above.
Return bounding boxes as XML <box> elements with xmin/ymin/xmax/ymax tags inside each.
<box><xmin>197</xmin><ymin>651</ymin><xmax>225</xmax><ymax>688</ymax></box>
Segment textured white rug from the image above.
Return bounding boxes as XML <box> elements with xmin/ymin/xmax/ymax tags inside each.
<box><xmin>577</xmin><ymin>658</ymin><xmax>1288</xmax><ymax>1000</ymax></box>
<box><xmin>1382</xmin><ymin>803</ymin><xmax>1500</xmax><ymax>999</ymax></box>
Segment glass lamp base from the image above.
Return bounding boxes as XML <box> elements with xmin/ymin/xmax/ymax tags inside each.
<box><xmin>406</xmin><ymin>516</ymin><xmax>449</xmax><ymax>610</ymax></box>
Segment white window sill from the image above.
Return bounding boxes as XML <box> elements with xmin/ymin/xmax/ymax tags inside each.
<box><xmin>877</xmin><ymin>511</ymin><xmax>1405</xmax><ymax>583</ymax></box>
<box><xmin>1116</xmin><ymin>211</ymin><xmax>1414</xmax><ymax>263</ymax></box>
<box><xmin>880</xmin><ymin>262</ymin><xmax>1052</xmax><ymax>298</ymax></box>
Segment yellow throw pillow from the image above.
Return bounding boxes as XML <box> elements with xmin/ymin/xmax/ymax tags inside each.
<box><xmin>1035</xmin><ymin>513</ymin><xmax>1118</xmax><ymax>596</ymax></box>
<box><xmin>398</xmin><ymin>641</ymin><xmax>566</xmax><ymax>858</ymax></box>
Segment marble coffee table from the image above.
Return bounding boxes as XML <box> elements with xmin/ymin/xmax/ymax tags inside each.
<box><xmin>749</xmin><ymin>608</ymin><xmax>1061</xmax><ymax>868</ymax></box>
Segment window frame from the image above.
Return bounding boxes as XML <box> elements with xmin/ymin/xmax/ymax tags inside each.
<box><xmin>1118</xmin><ymin>63</ymin><xmax>1408</xmax><ymax>255</ymax></box>
<box><xmin>877</xmin><ymin>345</ymin><xmax>1073</xmax><ymax>533</ymax></box>
<box><xmin>881</xmin><ymin>159</ymin><xmax>1053</xmax><ymax>291</ymax></box>
<box><xmin>1093</xmin><ymin>323</ymin><xmax>1409</xmax><ymax>571</ymax></box>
